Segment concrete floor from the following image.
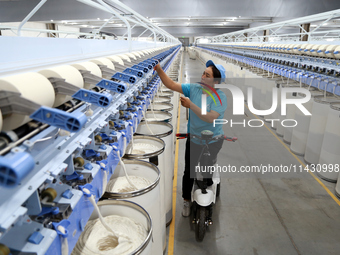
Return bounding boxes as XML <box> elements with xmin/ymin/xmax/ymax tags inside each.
<box><xmin>165</xmin><ymin>51</ymin><xmax>340</xmax><ymax>255</ymax></box>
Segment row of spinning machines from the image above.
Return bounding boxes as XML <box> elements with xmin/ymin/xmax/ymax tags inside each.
<box><xmin>0</xmin><ymin>44</ymin><xmax>181</xmax><ymax>255</ymax></box>
<box><xmin>193</xmin><ymin>43</ymin><xmax>340</xmax><ymax>195</ymax></box>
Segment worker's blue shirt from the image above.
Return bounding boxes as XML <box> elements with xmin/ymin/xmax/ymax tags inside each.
<box><xmin>181</xmin><ymin>83</ymin><xmax>227</xmax><ymax>144</ymax></box>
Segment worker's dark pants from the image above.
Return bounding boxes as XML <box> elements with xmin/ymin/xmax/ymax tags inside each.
<box><xmin>182</xmin><ymin>138</ymin><xmax>223</xmax><ymax>200</ymax></box>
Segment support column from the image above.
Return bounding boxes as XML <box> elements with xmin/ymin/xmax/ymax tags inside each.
<box><xmin>46</xmin><ymin>23</ymin><xmax>57</xmax><ymax>38</ymax></box>
<box><xmin>263</xmin><ymin>29</ymin><xmax>269</xmax><ymax>42</ymax></box>
<box><xmin>300</xmin><ymin>23</ymin><xmax>310</xmax><ymax>41</ymax></box>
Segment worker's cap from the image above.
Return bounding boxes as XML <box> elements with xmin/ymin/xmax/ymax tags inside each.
<box><xmin>206</xmin><ymin>60</ymin><xmax>226</xmax><ymax>83</ymax></box>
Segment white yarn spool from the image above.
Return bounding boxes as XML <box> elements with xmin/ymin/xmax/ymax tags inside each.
<box><xmin>310</xmin><ymin>44</ymin><xmax>321</xmax><ymax>57</ymax></box>
<box><xmin>300</xmin><ymin>44</ymin><xmax>311</xmax><ymax>55</ymax></box>
<box><xmin>304</xmin><ymin>44</ymin><xmax>315</xmax><ymax>56</ymax></box>
<box><xmin>90</xmin><ymin>58</ymin><xmax>115</xmax><ymax>79</ymax></box>
<box><xmin>90</xmin><ymin>58</ymin><xmax>115</xmax><ymax>70</ymax></box>
<box><xmin>292</xmin><ymin>44</ymin><xmax>302</xmax><ymax>55</ymax></box>
<box><xmin>107</xmin><ymin>55</ymin><xmax>124</xmax><ymax>66</ymax></box>
<box><xmin>134</xmin><ymin>51</ymin><xmax>144</xmax><ymax>57</ymax></box>
<box><xmin>116</xmin><ymin>54</ymin><xmax>131</xmax><ymax>63</ymax></box>
<box><xmin>317</xmin><ymin>45</ymin><xmax>330</xmax><ymax>58</ymax></box>
<box><xmin>71</xmin><ymin>62</ymin><xmax>102</xmax><ymax>89</ymax></box>
<box><xmin>334</xmin><ymin>46</ymin><xmax>340</xmax><ymax>59</ymax></box>
<box><xmin>0</xmin><ymin>73</ymin><xmax>55</xmax><ymax>131</ymax></box>
<box><xmin>125</xmin><ymin>53</ymin><xmax>137</xmax><ymax>60</ymax></box>
<box><xmin>325</xmin><ymin>45</ymin><xmax>338</xmax><ymax>59</ymax></box>
<box><xmin>39</xmin><ymin>65</ymin><xmax>84</xmax><ymax>107</ymax></box>
<box><xmin>130</xmin><ymin>51</ymin><xmax>141</xmax><ymax>58</ymax></box>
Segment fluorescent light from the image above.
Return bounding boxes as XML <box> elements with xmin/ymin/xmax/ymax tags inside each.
<box><xmin>199</xmin><ymin>38</ymin><xmax>209</xmax><ymax>43</ymax></box>
<box><xmin>81</xmin><ymin>25</ymin><xmax>88</xmax><ymax>27</ymax></box>
<box><xmin>50</xmin><ymin>20</ymin><xmax>53</xmax><ymax>22</ymax></box>
<box><xmin>104</xmin><ymin>19</ymin><xmax>109</xmax><ymax>21</ymax></box>
<box><xmin>322</xmin><ymin>23</ymin><xmax>328</xmax><ymax>26</ymax></box>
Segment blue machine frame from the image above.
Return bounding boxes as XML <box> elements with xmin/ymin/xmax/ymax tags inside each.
<box><xmin>0</xmin><ymin>42</ymin><xmax>181</xmax><ymax>254</ymax></box>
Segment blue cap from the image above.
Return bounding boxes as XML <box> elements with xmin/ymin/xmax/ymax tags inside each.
<box><xmin>206</xmin><ymin>60</ymin><xmax>226</xmax><ymax>83</ymax></box>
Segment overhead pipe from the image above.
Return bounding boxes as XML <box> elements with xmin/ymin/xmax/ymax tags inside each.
<box><xmin>93</xmin><ymin>15</ymin><xmax>116</xmax><ymax>39</ymax></box>
<box><xmin>105</xmin><ymin>0</ymin><xmax>179</xmax><ymax>43</ymax></box>
<box><xmin>96</xmin><ymin>0</ymin><xmax>132</xmax><ymax>51</ymax></box>
<box><xmin>18</xmin><ymin>0</ymin><xmax>48</xmax><ymax>36</ymax></box>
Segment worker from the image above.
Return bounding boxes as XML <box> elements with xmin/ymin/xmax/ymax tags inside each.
<box><xmin>153</xmin><ymin>59</ymin><xmax>227</xmax><ymax>217</ymax></box>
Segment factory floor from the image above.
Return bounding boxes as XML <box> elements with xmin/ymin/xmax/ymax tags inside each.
<box><xmin>165</xmin><ymin>51</ymin><xmax>340</xmax><ymax>255</ymax></box>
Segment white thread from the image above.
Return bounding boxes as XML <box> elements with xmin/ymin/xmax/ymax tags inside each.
<box><xmin>116</xmin><ymin>150</ymin><xmax>138</xmax><ymax>190</ymax></box>
<box><xmin>141</xmin><ymin>111</ymin><xmax>154</xmax><ymax>135</ymax></box>
<box><xmin>57</xmin><ymin>225</ymin><xmax>69</xmax><ymax>255</ymax></box>
<box><xmin>106</xmin><ymin>175</ymin><xmax>152</xmax><ymax>193</ymax></box>
<box><xmin>102</xmin><ymin>171</ymin><xmax>108</xmax><ymax>197</ymax></box>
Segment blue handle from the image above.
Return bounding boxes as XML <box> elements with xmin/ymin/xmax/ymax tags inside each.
<box><xmin>112</xmin><ymin>72</ymin><xmax>137</xmax><ymax>84</ymax></box>
<box><xmin>317</xmin><ymin>50</ymin><xmax>322</xmax><ymax>53</ymax></box>
<box><xmin>95</xmin><ymin>79</ymin><xmax>126</xmax><ymax>94</ymax></box>
<box><xmin>149</xmin><ymin>58</ymin><xmax>159</xmax><ymax>65</ymax></box>
<box><xmin>72</xmin><ymin>89</ymin><xmax>112</xmax><ymax>107</ymax></box>
<box><xmin>0</xmin><ymin>152</ymin><xmax>35</xmax><ymax>187</ymax></box>
<box><xmin>123</xmin><ymin>68</ymin><xmax>143</xmax><ymax>78</ymax></box>
<box><xmin>52</xmin><ymin>220</ymin><xmax>70</xmax><ymax>237</ymax></box>
<box><xmin>140</xmin><ymin>61</ymin><xmax>153</xmax><ymax>70</ymax></box>
<box><xmin>304</xmin><ymin>49</ymin><xmax>308</xmax><ymax>52</ymax></box>
<box><xmin>144</xmin><ymin>59</ymin><xmax>156</xmax><ymax>66</ymax></box>
<box><xmin>65</xmin><ymin>172</ymin><xmax>83</xmax><ymax>181</ymax></box>
<box><xmin>30</xmin><ymin>106</ymin><xmax>87</xmax><ymax>132</ymax></box>
<box><xmin>325</xmin><ymin>51</ymin><xmax>330</xmax><ymax>54</ymax></box>
<box><xmin>38</xmin><ymin>207</ymin><xmax>60</xmax><ymax>217</ymax></box>
<box><xmin>334</xmin><ymin>51</ymin><xmax>339</xmax><ymax>54</ymax></box>
<box><xmin>132</xmin><ymin>64</ymin><xmax>149</xmax><ymax>73</ymax></box>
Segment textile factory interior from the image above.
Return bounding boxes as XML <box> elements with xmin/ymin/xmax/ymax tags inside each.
<box><xmin>1</xmin><ymin>0</ymin><xmax>340</xmax><ymax>254</ymax></box>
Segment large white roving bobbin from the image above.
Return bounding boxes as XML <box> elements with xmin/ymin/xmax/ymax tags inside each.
<box><xmin>90</xmin><ymin>58</ymin><xmax>115</xmax><ymax>78</ymax></box>
<box><xmin>71</xmin><ymin>62</ymin><xmax>102</xmax><ymax>89</ymax></box>
<box><xmin>107</xmin><ymin>55</ymin><xmax>124</xmax><ymax>65</ymax></box>
<box><xmin>39</xmin><ymin>65</ymin><xmax>84</xmax><ymax>107</ymax></box>
<box><xmin>117</xmin><ymin>54</ymin><xmax>131</xmax><ymax>62</ymax></box>
<box><xmin>0</xmin><ymin>73</ymin><xmax>55</xmax><ymax>131</ymax></box>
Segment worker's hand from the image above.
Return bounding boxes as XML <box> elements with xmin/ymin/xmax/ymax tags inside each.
<box><xmin>180</xmin><ymin>96</ymin><xmax>191</xmax><ymax>108</ymax></box>
<box><xmin>153</xmin><ymin>63</ymin><xmax>162</xmax><ymax>73</ymax></box>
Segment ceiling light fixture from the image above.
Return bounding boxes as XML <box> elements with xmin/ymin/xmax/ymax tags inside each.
<box><xmin>81</xmin><ymin>25</ymin><xmax>88</xmax><ymax>27</ymax></box>
<box><xmin>97</xmin><ymin>18</ymin><xmax>100</xmax><ymax>20</ymax></box>
<box><xmin>50</xmin><ymin>20</ymin><xmax>53</xmax><ymax>22</ymax></box>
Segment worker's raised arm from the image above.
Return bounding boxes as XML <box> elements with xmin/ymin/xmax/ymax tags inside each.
<box><xmin>154</xmin><ymin>64</ymin><xmax>183</xmax><ymax>94</ymax></box>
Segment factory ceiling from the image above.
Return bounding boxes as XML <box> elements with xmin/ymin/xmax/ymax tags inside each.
<box><xmin>1</xmin><ymin>0</ymin><xmax>340</xmax><ymax>38</ymax></box>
